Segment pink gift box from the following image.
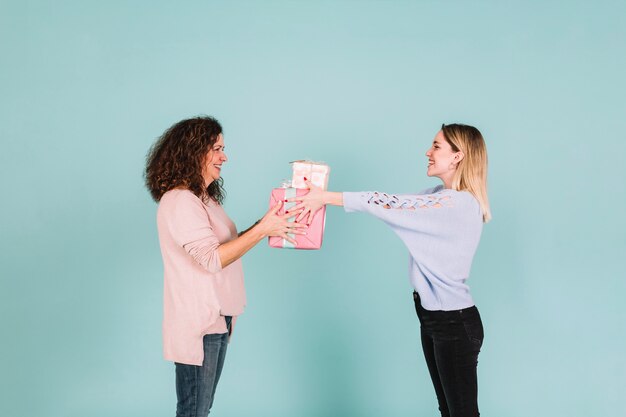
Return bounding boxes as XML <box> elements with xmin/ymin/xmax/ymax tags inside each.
<box><xmin>268</xmin><ymin>187</ymin><xmax>326</xmax><ymax>250</ymax></box>
<box><xmin>291</xmin><ymin>160</ymin><xmax>330</xmax><ymax>190</ymax></box>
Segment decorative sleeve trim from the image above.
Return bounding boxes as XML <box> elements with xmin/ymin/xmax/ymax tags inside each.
<box><xmin>366</xmin><ymin>192</ymin><xmax>453</xmax><ymax>210</ymax></box>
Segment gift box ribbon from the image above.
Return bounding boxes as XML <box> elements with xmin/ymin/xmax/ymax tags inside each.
<box><xmin>283</xmin><ymin>187</ymin><xmax>296</xmax><ymax>249</ymax></box>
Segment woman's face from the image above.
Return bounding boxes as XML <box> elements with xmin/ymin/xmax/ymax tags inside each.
<box><xmin>425</xmin><ymin>130</ymin><xmax>461</xmax><ymax>184</ymax></box>
<box><xmin>202</xmin><ymin>134</ymin><xmax>227</xmax><ymax>187</ymax></box>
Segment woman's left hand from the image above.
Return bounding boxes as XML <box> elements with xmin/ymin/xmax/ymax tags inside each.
<box><xmin>288</xmin><ymin>180</ymin><xmax>326</xmax><ymax>225</ymax></box>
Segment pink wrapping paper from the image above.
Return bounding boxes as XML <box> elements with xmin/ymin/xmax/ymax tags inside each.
<box><xmin>291</xmin><ymin>160</ymin><xmax>330</xmax><ymax>190</ymax></box>
<box><xmin>268</xmin><ymin>187</ymin><xmax>326</xmax><ymax>250</ymax></box>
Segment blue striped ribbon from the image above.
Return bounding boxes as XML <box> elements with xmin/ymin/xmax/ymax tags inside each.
<box><xmin>282</xmin><ymin>187</ymin><xmax>296</xmax><ymax>249</ymax></box>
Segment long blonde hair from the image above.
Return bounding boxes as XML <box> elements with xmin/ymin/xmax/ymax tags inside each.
<box><xmin>441</xmin><ymin>123</ymin><xmax>491</xmax><ymax>223</ymax></box>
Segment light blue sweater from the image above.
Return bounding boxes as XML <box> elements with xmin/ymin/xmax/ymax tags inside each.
<box><xmin>343</xmin><ymin>185</ymin><xmax>483</xmax><ymax>311</ymax></box>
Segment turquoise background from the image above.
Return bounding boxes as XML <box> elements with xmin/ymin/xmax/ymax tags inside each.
<box><xmin>1</xmin><ymin>1</ymin><xmax>625</xmax><ymax>416</ymax></box>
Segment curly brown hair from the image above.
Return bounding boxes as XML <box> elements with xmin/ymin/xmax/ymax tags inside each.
<box><xmin>145</xmin><ymin>116</ymin><xmax>226</xmax><ymax>203</ymax></box>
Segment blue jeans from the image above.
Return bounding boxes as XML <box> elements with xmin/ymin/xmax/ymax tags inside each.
<box><xmin>175</xmin><ymin>316</ymin><xmax>231</xmax><ymax>417</ymax></box>
<box><xmin>413</xmin><ymin>292</ymin><xmax>484</xmax><ymax>417</ymax></box>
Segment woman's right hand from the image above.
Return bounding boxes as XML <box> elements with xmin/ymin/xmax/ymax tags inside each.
<box><xmin>255</xmin><ymin>201</ymin><xmax>308</xmax><ymax>245</ymax></box>
<box><xmin>287</xmin><ymin>180</ymin><xmax>327</xmax><ymax>225</ymax></box>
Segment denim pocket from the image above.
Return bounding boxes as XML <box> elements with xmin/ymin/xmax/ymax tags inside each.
<box><xmin>463</xmin><ymin>317</ymin><xmax>484</xmax><ymax>349</ymax></box>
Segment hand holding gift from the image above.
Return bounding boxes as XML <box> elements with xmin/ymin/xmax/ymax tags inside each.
<box><xmin>268</xmin><ymin>187</ymin><xmax>325</xmax><ymax>249</ymax></box>
<box><xmin>268</xmin><ymin>160</ymin><xmax>330</xmax><ymax>250</ymax></box>
<box><xmin>257</xmin><ymin>200</ymin><xmax>308</xmax><ymax>246</ymax></box>
<box><xmin>288</xmin><ymin>179</ymin><xmax>326</xmax><ymax>225</ymax></box>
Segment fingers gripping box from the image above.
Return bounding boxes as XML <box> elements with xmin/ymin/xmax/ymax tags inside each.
<box><xmin>268</xmin><ymin>187</ymin><xmax>326</xmax><ymax>250</ymax></box>
<box><xmin>268</xmin><ymin>161</ymin><xmax>330</xmax><ymax>250</ymax></box>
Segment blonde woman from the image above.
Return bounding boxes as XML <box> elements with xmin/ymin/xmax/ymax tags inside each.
<box><xmin>291</xmin><ymin>124</ymin><xmax>490</xmax><ymax>417</ymax></box>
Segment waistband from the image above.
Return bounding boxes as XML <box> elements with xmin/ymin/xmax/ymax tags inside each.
<box><xmin>413</xmin><ymin>291</ymin><xmax>478</xmax><ymax>317</ymax></box>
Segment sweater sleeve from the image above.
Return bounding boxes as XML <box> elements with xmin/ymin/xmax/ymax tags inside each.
<box><xmin>343</xmin><ymin>188</ymin><xmax>467</xmax><ymax>235</ymax></box>
<box><xmin>166</xmin><ymin>192</ymin><xmax>223</xmax><ymax>274</ymax></box>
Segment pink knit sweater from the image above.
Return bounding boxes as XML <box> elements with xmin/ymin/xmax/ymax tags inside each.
<box><xmin>157</xmin><ymin>189</ymin><xmax>246</xmax><ymax>365</ymax></box>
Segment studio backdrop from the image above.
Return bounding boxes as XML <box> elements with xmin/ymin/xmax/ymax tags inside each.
<box><xmin>1</xmin><ymin>1</ymin><xmax>625</xmax><ymax>416</ymax></box>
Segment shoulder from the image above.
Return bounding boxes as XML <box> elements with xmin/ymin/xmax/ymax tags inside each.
<box><xmin>416</xmin><ymin>187</ymin><xmax>479</xmax><ymax>212</ymax></box>
<box><xmin>420</xmin><ymin>186</ymin><xmax>474</xmax><ymax>202</ymax></box>
<box><xmin>418</xmin><ymin>184</ymin><xmax>444</xmax><ymax>195</ymax></box>
<box><xmin>443</xmin><ymin>189</ymin><xmax>480</xmax><ymax>213</ymax></box>
<box><xmin>159</xmin><ymin>189</ymin><xmax>206</xmax><ymax>211</ymax></box>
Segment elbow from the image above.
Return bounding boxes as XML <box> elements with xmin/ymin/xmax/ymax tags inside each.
<box><xmin>185</xmin><ymin>244</ymin><xmax>223</xmax><ymax>274</ymax></box>
<box><xmin>202</xmin><ymin>247</ymin><xmax>223</xmax><ymax>274</ymax></box>
<box><xmin>204</xmin><ymin>256</ymin><xmax>223</xmax><ymax>274</ymax></box>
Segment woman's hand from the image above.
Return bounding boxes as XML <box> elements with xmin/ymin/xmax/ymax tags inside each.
<box><xmin>219</xmin><ymin>201</ymin><xmax>307</xmax><ymax>266</ymax></box>
<box><xmin>288</xmin><ymin>180</ymin><xmax>327</xmax><ymax>225</ymax></box>
<box><xmin>256</xmin><ymin>200</ymin><xmax>308</xmax><ymax>246</ymax></box>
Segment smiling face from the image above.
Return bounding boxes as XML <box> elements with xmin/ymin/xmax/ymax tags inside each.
<box><xmin>202</xmin><ymin>133</ymin><xmax>227</xmax><ymax>187</ymax></box>
<box><xmin>425</xmin><ymin>130</ymin><xmax>463</xmax><ymax>188</ymax></box>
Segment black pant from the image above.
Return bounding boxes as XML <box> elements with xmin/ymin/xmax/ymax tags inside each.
<box><xmin>413</xmin><ymin>292</ymin><xmax>484</xmax><ymax>417</ymax></box>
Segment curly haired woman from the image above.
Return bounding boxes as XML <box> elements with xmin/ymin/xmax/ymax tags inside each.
<box><xmin>145</xmin><ymin>116</ymin><xmax>306</xmax><ymax>417</ymax></box>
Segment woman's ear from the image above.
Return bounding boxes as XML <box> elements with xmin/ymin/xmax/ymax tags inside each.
<box><xmin>454</xmin><ymin>151</ymin><xmax>465</xmax><ymax>163</ymax></box>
